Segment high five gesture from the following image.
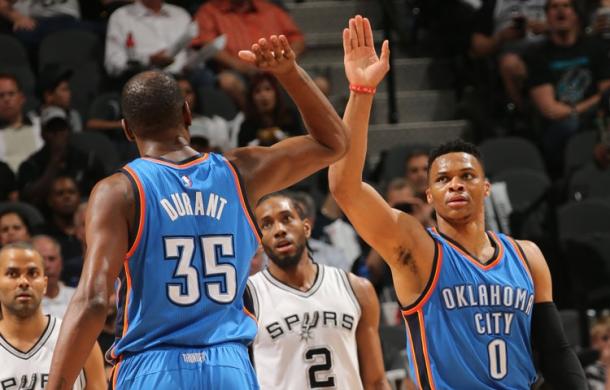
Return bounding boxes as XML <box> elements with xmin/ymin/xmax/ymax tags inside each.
<box><xmin>343</xmin><ymin>16</ymin><xmax>390</xmax><ymax>88</ymax></box>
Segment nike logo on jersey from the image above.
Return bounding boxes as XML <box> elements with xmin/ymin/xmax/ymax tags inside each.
<box><xmin>160</xmin><ymin>191</ymin><xmax>228</xmax><ymax>222</ymax></box>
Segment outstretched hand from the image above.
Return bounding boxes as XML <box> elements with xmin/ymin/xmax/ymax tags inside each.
<box><xmin>238</xmin><ymin>35</ymin><xmax>297</xmax><ymax>76</ymax></box>
<box><xmin>343</xmin><ymin>15</ymin><xmax>390</xmax><ymax>88</ymax></box>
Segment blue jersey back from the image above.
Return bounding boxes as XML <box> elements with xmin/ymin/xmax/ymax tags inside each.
<box><xmin>109</xmin><ymin>153</ymin><xmax>259</xmax><ymax>360</ymax></box>
<box><xmin>401</xmin><ymin>228</ymin><xmax>537</xmax><ymax>389</ymax></box>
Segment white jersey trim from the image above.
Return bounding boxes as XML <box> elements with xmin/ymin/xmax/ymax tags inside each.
<box><xmin>261</xmin><ymin>263</ymin><xmax>325</xmax><ymax>298</ymax></box>
<box><xmin>0</xmin><ymin>315</ymin><xmax>56</xmax><ymax>360</ymax></box>
<box><xmin>339</xmin><ymin>270</ymin><xmax>362</xmax><ymax>317</ymax></box>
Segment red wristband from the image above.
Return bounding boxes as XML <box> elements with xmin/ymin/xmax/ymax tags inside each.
<box><xmin>349</xmin><ymin>84</ymin><xmax>376</xmax><ymax>95</ymax></box>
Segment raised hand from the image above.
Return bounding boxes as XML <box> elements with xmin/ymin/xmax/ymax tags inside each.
<box><xmin>238</xmin><ymin>35</ymin><xmax>297</xmax><ymax>76</ymax></box>
<box><xmin>343</xmin><ymin>15</ymin><xmax>390</xmax><ymax>88</ymax></box>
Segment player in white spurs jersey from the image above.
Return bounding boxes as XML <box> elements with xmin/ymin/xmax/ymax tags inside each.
<box><xmin>0</xmin><ymin>243</ymin><xmax>106</xmax><ymax>390</ymax></box>
<box><xmin>247</xmin><ymin>193</ymin><xmax>389</xmax><ymax>390</ymax></box>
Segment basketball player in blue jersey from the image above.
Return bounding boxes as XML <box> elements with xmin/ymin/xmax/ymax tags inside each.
<box><xmin>47</xmin><ymin>35</ymin><xmax>349</xmax><ymax>390</ymax></box>
<box><xmin>329</xmin><ymin>15</ymin><xmax>586</xmax><ymax>389</ymax></box>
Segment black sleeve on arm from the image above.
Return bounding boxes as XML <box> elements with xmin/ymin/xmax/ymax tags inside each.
<box><xmin>532</xmin><ymin>302</ymin><xmax>587</xmax><ymax>390</ymax></box>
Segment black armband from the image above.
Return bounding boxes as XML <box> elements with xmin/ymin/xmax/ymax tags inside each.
<box><xmin>532</xmin><ymin>302</ymin><xmax>587</xmax><ymax>390</ymax></box>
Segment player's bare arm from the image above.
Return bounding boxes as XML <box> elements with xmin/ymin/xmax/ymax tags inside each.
<box><xmin>224</xmin><ymin>35</ymin><xmax>349</xmax><ymax>205</ymax></box>
<box><xmin>348</xmin><ymin>273</ymin><xmax>390</xmax><ymax>390</ymax></box>
<box><xmin>517</xmin><ymin>239</ymin><xmax>587</xmax><ymax>388</ymax></box>
<box><xmin>328</xmin><ymin>16</ymin><xmax>435</xmax><ymax>306</ymax></box>
<box><xmin>48</xmin><ymin>173</ymin><xmax>133</xmax><ymax>390</ymax></box>
<box><xmin>83</xmin><ymin>342</ymin><xmax>107</xmax><ymax>390</ymax></box>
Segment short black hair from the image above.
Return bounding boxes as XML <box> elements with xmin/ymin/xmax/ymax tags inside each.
<box><xmin>256</xmin><ymin>191</ymin><xmax>306</xmax><ymax>220</ymax></box>
<box><xmin>0</xmin><ymin>208</ymin><xmax>32</xmax><ymax>235</ymax></box>
<box><xmin>0</xmin><ymin>73</ymin><xmax>22</xmax><ymax>91</ymax></box>
<box><xmin>428</xmin><ymin>139</ymin><xmax>484</xmax><ymax>173</ymax></box>
<box><xmin>42</xmin><ymin>117</ymin><xmax>70</xmax><ymax>133</ymax></box>
<box><xmin>121</xmin><ymin>71</ymin><xmax>185</xmax><ymax>136</ymax></box>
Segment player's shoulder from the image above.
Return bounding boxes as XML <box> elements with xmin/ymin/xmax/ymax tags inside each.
<box><xmin>513</xmin><ymin>239</ymin><xmax>545</xmax><ymax>265</ymax></box>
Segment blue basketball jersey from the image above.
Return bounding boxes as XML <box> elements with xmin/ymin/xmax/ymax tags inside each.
<box><xmin>401</xmin><ymin>228</ymin><xmax>537</xmax><ymax>389</ymax></box>
<box><xmin>109</xmin><ymin>153</ymin><xmax>260</xmax><ymax>361</ymax></box>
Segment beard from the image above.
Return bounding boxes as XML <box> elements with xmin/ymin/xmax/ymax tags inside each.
<box><xmin>265</xmin><ymin>241</ymin><xmax>307</xmax><ymax>270</ymax></box>
<box><xmin>3</xmin><ymin>298</ymin><xmax>40</xmax><ymax>319</ymax></box>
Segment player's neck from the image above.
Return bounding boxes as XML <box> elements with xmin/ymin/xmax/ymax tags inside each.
<box><xmin>0</xmin><ymin>308</ymin><xmax>48</xmax><ymax>344</ymax></box>
<box><xmin>268</xmin><ymin>256</ymin><xmax>317</xmax><ymax>292</ymax></box>
<box><xmin>137</xmin><ymin>134</ymin><xmax>198</xmax><ymax>161</ymax></box>
<box><xmin>437</xmin><ymin>218</ymin><xmax>493</xmax><ymax>261</ymax></box>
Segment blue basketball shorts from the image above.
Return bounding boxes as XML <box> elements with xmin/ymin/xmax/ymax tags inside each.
<box><xmin>112</xmin><ymin>343</ymin><xmax>259</xmax><ymax>389</ymax></box>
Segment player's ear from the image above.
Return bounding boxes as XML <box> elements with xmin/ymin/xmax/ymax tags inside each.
<box><xmin>303</xmin><ymin>218</ymin><xmax>312</xmax><ymax>239</ymax></box>
<box><xmin>183</xmin><ymin>101</ymin><xmax>192</xmax><ymax>128</ymax></box>
<box><xmin>43</xmin><ymin>275</ymin><xmax>48</xmax><ymax>294</ymax></box>
<box><xmin>426</xmin><ymin>187</ymin><xmax>433</xmax><ymax>204</ymax></box>
<box><xmin>484</xmin><ymin>178</ymin><xmax>491</xmax><ymax>198</ymax></box>
<box><xmin>121</xmin><ymin>119</ymin><xmax>135</xmax><ymax>142</ymax></box>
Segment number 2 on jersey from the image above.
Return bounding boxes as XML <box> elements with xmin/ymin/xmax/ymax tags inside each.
<box><xmin>305</xmin><ymin>347</ymin><xmax>335</xmax><ymax>388</ymax></box>
<box><xmin>163</xmin><ymin>236</ymin><xmax>236</xmax><ymax>306</ymax></box>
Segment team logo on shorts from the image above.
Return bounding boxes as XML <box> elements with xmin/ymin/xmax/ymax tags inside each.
<box><xmin>181</xmin><ymin>175</ymin><xmax>192</xmax><ymax>188</ymax></box>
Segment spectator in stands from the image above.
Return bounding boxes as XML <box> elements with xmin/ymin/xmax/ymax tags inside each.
<box><xmin>38</xmin><ymin>64</ymin><xmax>82</xmax><ymax>132</ymax></box>
<box><xmin>193</xmin><ymin>0</ymin><xmax>304</xmax><ymax>73</ymax></box>
<box><xmin>238</xmin><ymin>72</ymin><xmax>304</xmax><ymax>146</ymax></box>
<box><xmin>33</xmin><ymin>234</ymin><xmax>75</xmax><ymax>318</ymax></box>
<box><xmin>0</xmin><ymin>160</ymin><xmax>16</xmax><ymax>201</ymax></box>
<box><xmin>0</xmin><ymin>0</ymin><xmax>80</xmax><ymax>48</ymax></box>
<box><xmin>404</xmin><ymin>149</ymin><xmax>429</xmax><ymax>199</ymax></box>
<box><xmin>104</xmin><ymin>0</ymin><xmax>192</xmax><ymax>79</ymax></box>
<box><xmin>0</xmin><ymin>73</ymin><xmax>43</xmax><ymax>173</ymax></box>
<box><xmin>291</xmin><ymin>191</ymin><xmax>352</xmax><ymax>271</ymax></box>
<box><xmin>39</xmin><ymin>175</ymin><xmax>82</xmax><ymax>261</ymax></box>
<box><xmin>17</xmin><ymin>111</ymin><xmax>106</xmax><ymax>203</ymax></box>
<box><xmin>471</xmin><ymin>0</ymin><xmax>547</xmax><ymax>108</ymax></box>
<box><xmin>524</xmin><ymin>0</ymin><xmax>610</xmax><ymax>175</ymax></box>
<box><xmin>0</xmin><ymin>209</ymin><xmax>32</xmax><ymax>246</ymax></box>
<box><xmin>62</xmin><ymin>201</ymin><xmax>86</xmax><ymax>287</ymax></box>
<box><xmin>585</xmin><ymin>315</ymin><xmax>610</xmax><ymax>389</ymax></box>
<box><xmin>192</xmin><ymin>0</ymin><xmax>305</xmax><ymax>101</ymax></box>
<box><xmin>177</xmin><ymin>75</ymin><xmax>244</xmax><ymax>151</ymax></box>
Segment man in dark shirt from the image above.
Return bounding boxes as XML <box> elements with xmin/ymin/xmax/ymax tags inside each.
<box><xmin>524</xmin><ymin>0</ymin><xmax>610</xmax><ymax>175</ymax></box>
<box><xmin>471</xmin><ymin>0</ymin><xmax>547</xmax><ymax>108</ymax></box>
<box><xmin>17</xmin><ymin>108</ymin><xmax>106</xmax><ymax>204</ymax></box>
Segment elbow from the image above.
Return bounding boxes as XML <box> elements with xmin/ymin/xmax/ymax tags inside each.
<box><xmin>75</xmin><ymin>283</ymin><xmax>110</xmax><ymax>317</ymax></box>
<box><xmin>332</xmin><ymin>121</ymin><xmax>350</xmax><ymax>160</ymax></box>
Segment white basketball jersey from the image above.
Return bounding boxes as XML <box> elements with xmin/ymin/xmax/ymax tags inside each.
<box><xmin>0</xmin><ymin>316</ymin><xmax>86</xmax><ymax>390</ymax></box>
<box><xmin>249</xmin><ymin>264</ymin><xmax>363</xmax><ymax>390</ymax></box>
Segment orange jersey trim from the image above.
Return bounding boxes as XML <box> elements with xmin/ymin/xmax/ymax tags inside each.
<box><xmin>506</xmin><ymin>237</ymin><xmax>534</xmax><ymax>283</ymax></box>
<box><xmin>402</xmin><ymin>240</ymin><xmax>443</xmax><ymax>316</ymax></box>
<box><xmin>123</xmin><ymin>166</ymin><xmax>146</xmax><ymax>258</ymax></box>
<box><xmin>418</xmin><ymin>311</ymin><xmax>436</xmax><ymax>390</ymax></box>
<box><xmin>431</xmin><ymin>227</ymin><xmax>505</xmax><ymax>271</ymax></box>
<box><xmin>243</xmin><ymin>306</ymin><xmax>257</xmax><ymax>322</ymax></box>
<box><xmin>141</xmin><ymin>153</ymin><xmax>209</xmax><ymax>169</ymax></box>
<box><xmin>404</xmin><ymin>317</ymin><xmax>422</xmax><ymax>389</ymax></box>
<box><xmin>224</xmin><ymin>159</ymin><xmax>261</xmax><ymax>245</ymax></box>
<box><xmin>111</xmin><ymin>358</ymin><xmax>122</xmax><ymax>389</ymax></box>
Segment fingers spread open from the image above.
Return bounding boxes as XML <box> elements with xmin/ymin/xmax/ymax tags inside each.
<box><xmin>279</xmin><ymin>35</ymin><xmax>295</xmax><ymax>60</ymax></box>
<box><xmin>238</xmin><ymin>50</ymin><xmax>256</xmax><ymax>63</ymax></box>
<box><xmin>380</xmin><ymin>39</ymin><xmax>390</xmax><ymax>67</ymax></box>
<box><xmin>270</xmin><ymin>35</ymin><xmax>283</xmax><ymax>60</ymax></box>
